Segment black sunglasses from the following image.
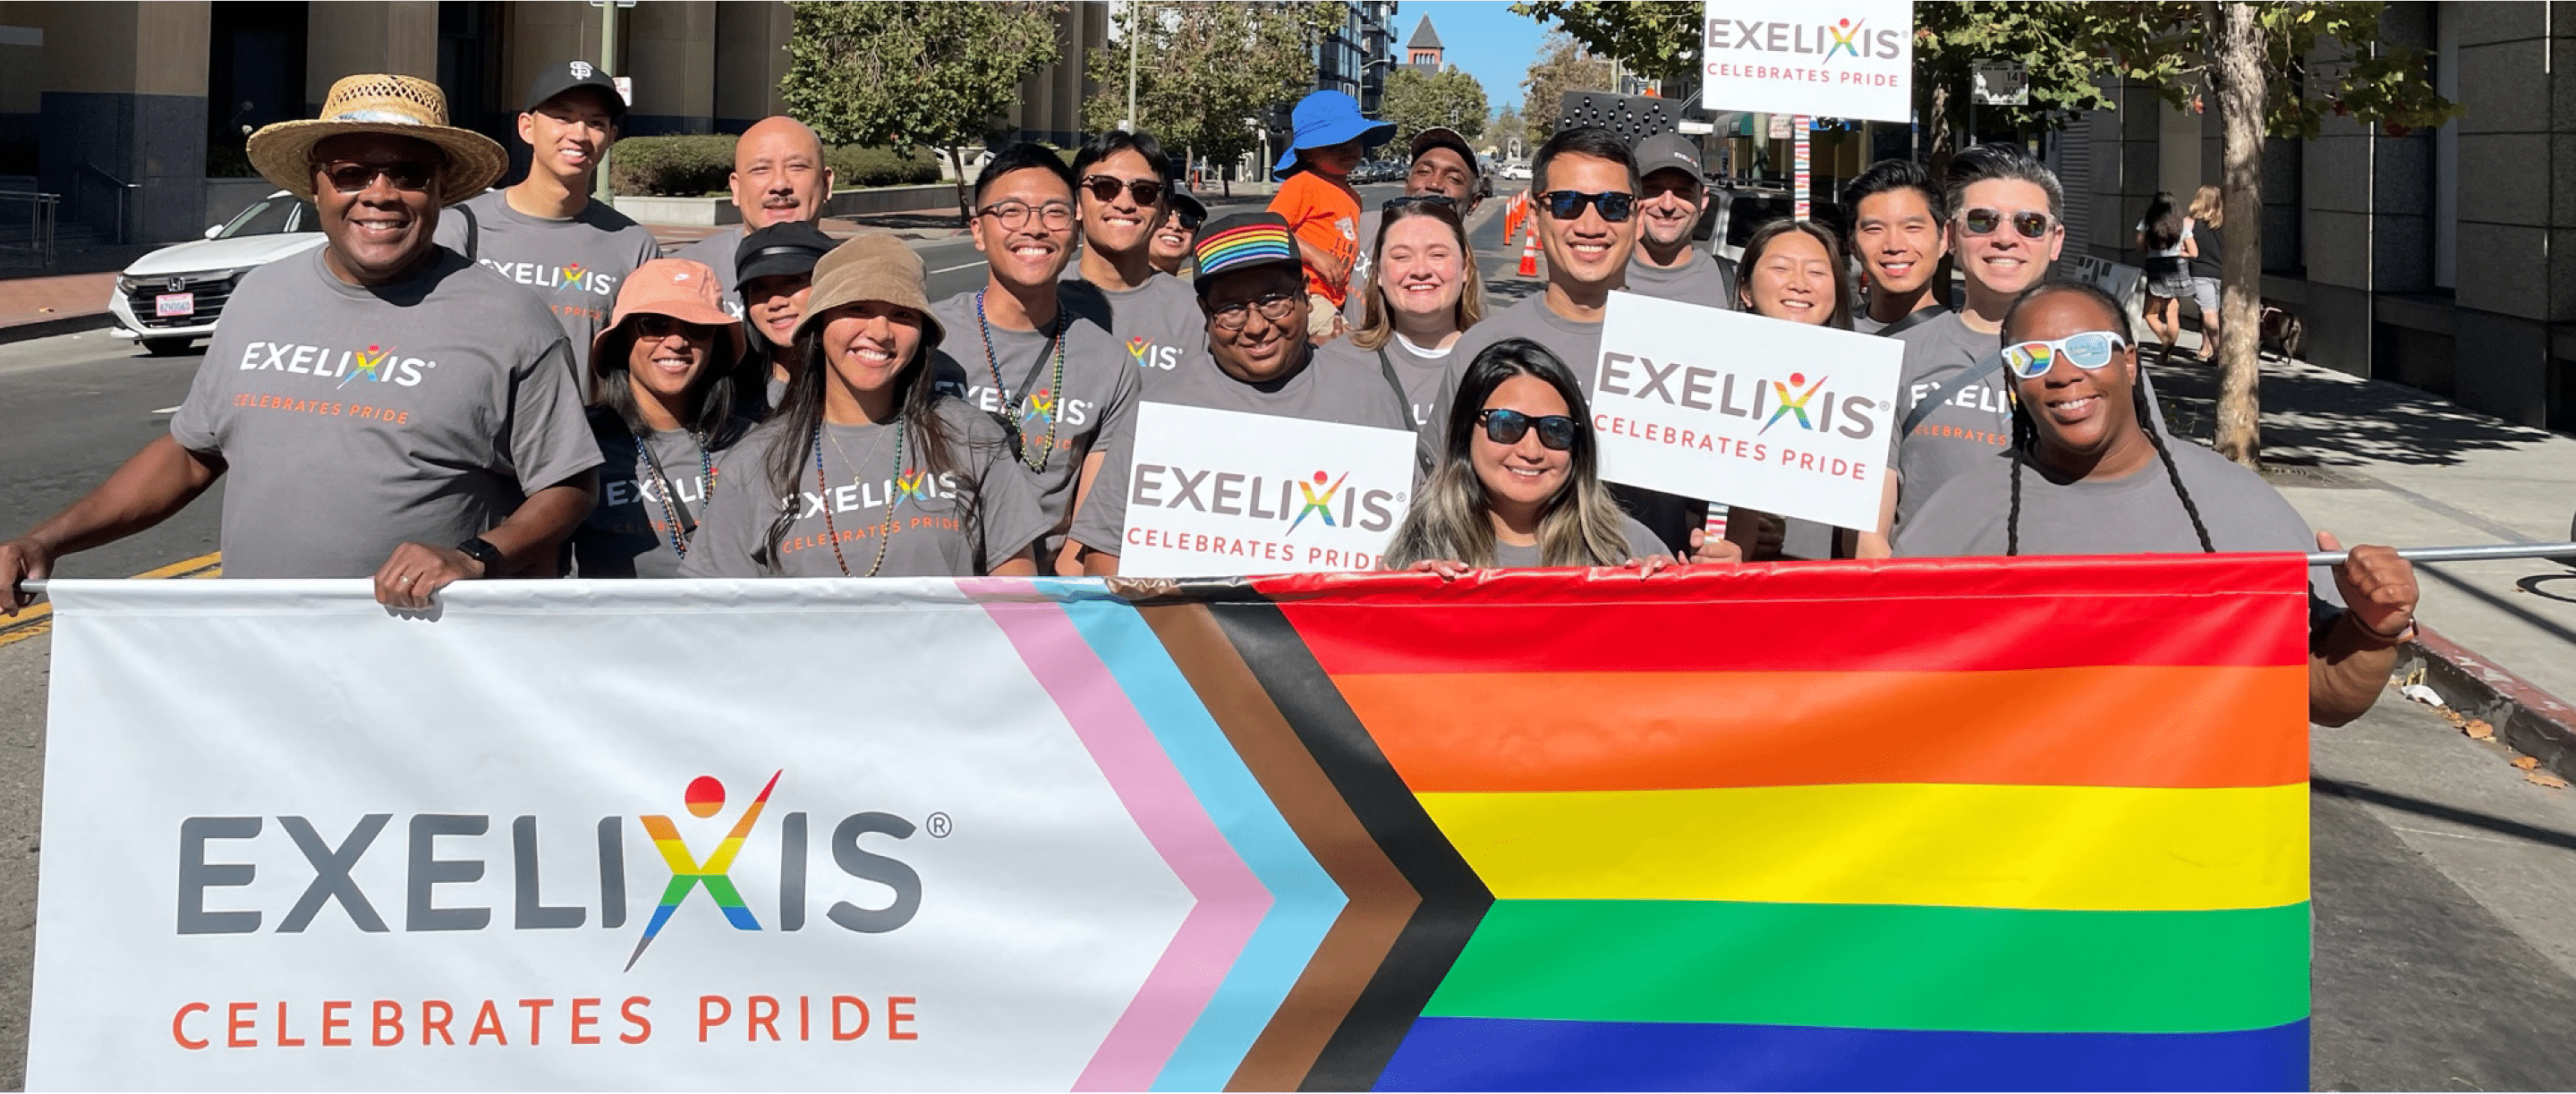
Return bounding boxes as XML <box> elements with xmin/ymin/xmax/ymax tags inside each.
<box><xmin>315</xmin><ymin>160</ymin><xmax>436</xmax><ymax>194</ymax></box>
<box><xmin>1959</xmin><ymin>207</ymin><xmax>2055</xmax><ymax>239</ymax></box>
<box><xmin>1080</xmin><ymin>174</ymin><xmax>1164</xmax><ymax>207</ymax></box>
<box><xmin>1537</xmin><ymin>190</ymin><xmax>1636</xmax><ymax>223</ymax></box>
<box><xmin>1478</xmin><ymin>409</ymin><xmax>1579</xmax><ymax>450</ymax></box>
<box><xmin>1383</xmin><ymin>194</ymin><xmax>1457</xmax><ymax>213</ymax></box>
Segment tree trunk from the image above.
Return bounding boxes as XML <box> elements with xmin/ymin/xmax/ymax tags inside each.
<box><xmin>2208</xmin><ymin>1</ymin><xmax>2267</xmax><ymax>468</ymax></box>
<box><xmin>948</xmin><ymin>146</ymin><xmax>974</xmax><ymax>228</ymax></box>
<box><xmin>1926</xmin><ymin>77</ymin><xmax>1959</xmax><ymax>308</ymax></box>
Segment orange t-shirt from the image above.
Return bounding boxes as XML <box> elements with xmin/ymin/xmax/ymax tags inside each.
<box><xmin>1268</xmin><ymin>170</ymin><xmax>1362</xmax><ymax>307</ymax></box>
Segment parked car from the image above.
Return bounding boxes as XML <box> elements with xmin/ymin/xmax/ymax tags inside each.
<box><xmin>1501</xmin><ymin>161</ymin><xmax>1532</xmax><ymax>182</ymax></box>
<box><xmin>108</xmin><ymin>190</ymin><xmax>325</xmax><ymax>355</ymax></box>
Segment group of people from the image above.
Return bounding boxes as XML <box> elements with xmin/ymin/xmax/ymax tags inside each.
<box><xmin>2137</xmin><ymin>184</ymin><xmax>2229</xmax><ymax>362</ymax></box>
<box><xmin>0</xmin><ymin>69</ymin><xmax>2419</xmax><ymax>725</ymax></box>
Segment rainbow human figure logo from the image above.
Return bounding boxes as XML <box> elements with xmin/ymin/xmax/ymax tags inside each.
<box><xmin>894</xmin><ymin>468</ymin><xmax>932</xmax><ymax>509</ymax></box>
<box><xmin>1824</xmin><ymin>18</ymin><xmax>1868</xmax><ymax>61</ymax></box>
<box><xmin>336</xmin><ymin>344</ymin><xmax>395</xmax><ymax>389</ymax></box>
<box><xmin>624</xmin><ymin>771</ymin><xmax>782</xmax><ymax>971</ymax></box>
<box><xmin>1288</xmin><ymin>471</ymin><xmax>1349</xmax><ymax>533</ymax></box>
<box><xmin>1023</xmin><ymin>387</ymin><xmax>1059</xmax><ymax>426</ymax></box>
<box><xmin>1760</xmin><ymin>372</ymin><xmax>1830</xmax><ymax>435</ymax></box>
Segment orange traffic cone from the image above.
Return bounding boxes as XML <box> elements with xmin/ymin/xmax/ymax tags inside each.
<box><xmin>1516</xmin><ymin>216</ymin><xmax>1542</xmax><ymax>276</ymax></box>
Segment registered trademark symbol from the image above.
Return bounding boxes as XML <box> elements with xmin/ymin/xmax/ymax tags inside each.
<box><xmin>1875</xmin><ymin>400</ymin><xmax>1892</xmax><ymax>411</ymax></box>
<box><xmin>927</xmin><ymin>812</ymin><xmax>953</xmax><ymax>838</ymax></box>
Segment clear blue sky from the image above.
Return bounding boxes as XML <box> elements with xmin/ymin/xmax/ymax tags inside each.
<box><xmin>1400</xmin><ymin>1</ymin><xmax>1549</xmax><ymax>122</ymax></box>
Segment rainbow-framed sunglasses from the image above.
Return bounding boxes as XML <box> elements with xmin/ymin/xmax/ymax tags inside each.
<box><xmin>2002</xmin><ymin>331</ymin><xmax>2130</xmax><ymax>379</ymax></box>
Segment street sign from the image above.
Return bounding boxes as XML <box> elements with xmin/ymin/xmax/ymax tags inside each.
<box><xmin>1767</xmin><ymin>114</ymin><xmax>1791</xmax><ymax>140</ymax></box>
<box><xmin>1700</xmin><ymin>1</ymin><xmax>1914</xmax><ymax>123</ymax></box>
<box><xmin>1973</xmin><ymin>59</ymin><xmax>2030</xmax><ymax>106</ymax></box>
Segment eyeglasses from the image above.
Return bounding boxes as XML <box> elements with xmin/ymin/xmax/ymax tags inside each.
<box><xmin>1080</xmin><ymin>174</ymin><xmax>1164</xmax><ymax>207</ymax></box>
<box><xmin>2002</xmin><ymin>331</ymin><xmax>2129</xmax><ymax>379</ymax></box>
<box><xmin>1477</xmin><ymin>409</ymin><xmax>1580</xmax><ymax>450</ymax></box>
<box><xmin>314</xmin><ymin>160</ymin><xmax>437</xmax><ymax>194</ymax></box>
<box><xmin>1537</xmin><ymin>190</ymin><xmax>1636</xmax><ymax>223</ymax></box>
<box><xmin>1959</xmin><ymin>207</ymin><xmax>2056</xmax><ymax>239</ymax></box>
<box><xmin>1382</xmin><ymin>194</ymin><xmax>1457</xmax><ymax>213</ymax></box>
<box><xmin>980</xmin><ymin>200</ymin><xmax>1075</xmax><ymax>231</ymax></box>
<box><xmin>1207</xmin><ymin>290</ymin><xmax>1302</xmax><ymax>332</ymax></box>
<box><xmin>630</xmin><ymin>314</ymin><xmax>712</xmax><ymax>342</ymax></box>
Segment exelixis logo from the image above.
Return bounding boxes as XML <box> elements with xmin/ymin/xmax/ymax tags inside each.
<box><xmin>625</xmin><ymin>772</ymin><xmax>778</xmax><ymax>971</ymax></box>
<box><xmin>1129</xmin><ymin>462</ymin><xmax>1403</xmax><ymax>534</ymax></box>
<box><xmin>1598</xmin><ymin>352</ymin><xmax>1884</xmax><ymax>440</ymax></box>
<box><xmin>1704</xmin><ymin>14</ymin><xmax>1904</xmax><ymax>64</ymax></box>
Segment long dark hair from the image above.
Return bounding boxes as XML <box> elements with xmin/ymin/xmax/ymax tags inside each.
<box><xmin>1383</xmin><ymin>337</ymin><xmax>1634</xmax><ymax>568</ymax></box>
<box><xmin>1350</xmin><ymin>198</ymin><xmax>1485</xmax><ymax>351</ymax></box>
<box><xmin>759</xmin><ymin>305</ymin><xmax>973</xmax><ymax>553</ymax></box>
<box><xmin>2140</xmin><ymin>192</ymin><xmax>2184</xmax><ymax>252</ymax></box>
<box><xmin>593</xmin><ymin>319</ymin><xmax>742</xmax><ymax>441</ymax></box>
<box><xmin>1999</xmin><ymin>280</ymin><xmax>2211</xmax><ymax>556</ymax></box>
<box><xmin>1735</xmin><ymin>217</ymin><xmax>1855</xmax><ymax>330</ymax></box>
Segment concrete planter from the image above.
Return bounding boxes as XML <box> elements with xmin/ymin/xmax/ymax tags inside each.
<box><xmin>612</xmin><ymin>184</ymin><xmax>962</xmax><ymax>226</ymax></box>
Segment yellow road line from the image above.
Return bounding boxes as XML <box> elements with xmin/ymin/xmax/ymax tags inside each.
<box><xmin>0</xmin><ymin>551</ymin><xmax>221</xmax><ymax>649</ymax></box>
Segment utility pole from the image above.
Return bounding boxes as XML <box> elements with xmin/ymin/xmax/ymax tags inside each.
<box><xmin>593</xmin><ymin>0</ymin><xmax>624</xmax><ymax>202</ymax></box>
<box><xmin>1124</xmin><ymin>1</ymin><xmax>1141</xmax><ymax>131</ymax></box>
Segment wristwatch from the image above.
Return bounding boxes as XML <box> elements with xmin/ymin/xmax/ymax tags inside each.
<box><xmin>455</xmin><ymin>537</ymin><xmax>506</xmax><ymax>576</ymax></box>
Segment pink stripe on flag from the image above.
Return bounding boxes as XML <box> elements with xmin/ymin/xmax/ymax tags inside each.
<box><xmin>970</xmin><ymin>585</ymin><xmax>1271</xmax><ymax>1091</ymax></box>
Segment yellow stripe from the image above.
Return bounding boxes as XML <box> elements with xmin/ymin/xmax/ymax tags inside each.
<box><xmin>1417</xmin><ymin>782</ymin><xmax>2307</xmax><ymax>912</ymax></box>
<box><xmin>0</xmin><ymin>552</ymin><xmax>223</xmax><ymax>649</ymax></box>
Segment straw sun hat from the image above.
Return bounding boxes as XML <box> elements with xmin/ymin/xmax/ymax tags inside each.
<box><xmin>245</xmin><ymin>73</ymin><xmax>507</xmax><ymax>205</ymax></box>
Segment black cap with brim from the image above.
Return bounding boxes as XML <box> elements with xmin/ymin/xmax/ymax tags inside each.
<box><xmin>1409</xmin><ymin>126</ymin><xmax>1480</xmax><ymax>179</ymax></box>
<box><xmin>524</xmin><ymin>60</ymin><xmax>625</xmax><ymax>119</ymax></box>
<box><xmin>735</xmin><ymin>221</ymin><xmax>837</xmax><ymax>286</ymax></box>
<box><xmin>1169</xmin><ymin>185</ymin><xmax>1207</xmax><ymax>224</ymax></box>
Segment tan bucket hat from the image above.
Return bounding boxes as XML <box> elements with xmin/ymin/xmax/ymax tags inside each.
<box><xmin>591</xmin><ymin>259</ymin><xmax>748</xmax><ymax>380</ymax></box>
<box><xmin>246</xmin><ymin>74</ymin><xmax>506</xmax><ymax>206</ymax></box>
<box><xmin>792</xmin><ymin>233</ymin><xmax>947</xmax><ymax>352</ymax></box>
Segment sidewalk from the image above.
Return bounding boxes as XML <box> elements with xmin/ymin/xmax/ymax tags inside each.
<box><xmin>2144</xmin><ymin>352</ymin><xmax>2576</xmax><ymax>767</ymax></box>
<box><xmin>0</xmin><ymin>271</ymin><xmax>117</xmax><ymax>343</ymax></box>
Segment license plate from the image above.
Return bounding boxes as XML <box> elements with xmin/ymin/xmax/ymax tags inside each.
<box><xmin>155</xmin><ymin>293</ymin><xmax>194</xmax><ymax>318</ymax></box>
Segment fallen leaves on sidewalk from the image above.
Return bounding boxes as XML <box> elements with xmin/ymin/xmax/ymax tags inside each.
<box><xmin>2462</xmin><ymin>717</ymin><xmax>2495</xmax><ymax>741</ymax></box>
<box><xmin>2527</xmin><ymin>771</ymin><xmax>2570</xmax><ymax>790</ymax></box>
<box><xmin>2513</xmin><ymin>756</ymin><xmax>2541</xmax><ymax>770</ymax></box>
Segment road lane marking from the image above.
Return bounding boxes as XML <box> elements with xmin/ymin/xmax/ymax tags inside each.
<box><xmin>151</xmin><ymin>405</ymin><xmax>181</xmax><ymax>414</ymax></box>
<box><xmin>931</xmin><ymin>260</ymin><xmax>990</xmax><ymax>274</ymax></box>
<box><xmin>0</xmin><ymin>551</ymin><xmax>222</xmax><ymax>649</ymax></box>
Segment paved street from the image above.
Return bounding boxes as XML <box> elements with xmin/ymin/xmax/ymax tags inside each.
<box><xmin>3</xmin><ymin>185</ymin><xmax>2576</xmax><ymax>1089</ymax></box>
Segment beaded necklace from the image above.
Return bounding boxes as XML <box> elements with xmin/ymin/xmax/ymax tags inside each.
<box><xmin>812</xmin><ymin>416</ymin><xmax>907</xmax><ymax>578</ymax></box>
<box><xmin>633</xmin><ymin>431</ymin><xmax>714</xmax><ymax>559</ymax></box>
<box><xmin>974</xmin><ymin>288</ymin><xmax>1067</xmax><ymax>473</ymax></box>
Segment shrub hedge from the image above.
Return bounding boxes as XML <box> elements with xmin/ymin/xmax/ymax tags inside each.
<box><xmin>608</xmin><ymin>134</ymin><xmax>940</xmax><ymax>197</ymax></box>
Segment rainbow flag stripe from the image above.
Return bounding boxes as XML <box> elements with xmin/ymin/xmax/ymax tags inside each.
<box><xmin>1194</xmin><ymin>221</ymin><xmax>1298</xmax><ymax>279</ymax></box>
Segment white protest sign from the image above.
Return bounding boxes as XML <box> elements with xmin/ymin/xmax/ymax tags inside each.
<box><xmin>1589</xmin><ymin>292</ymin><xmax>1903</xmax><ymax>530</ymax></box>
<box><xmin>1117</xmin><ymin>402</ymin><xmax>1416</xmax><ymax>577</ymax></box>
<box><xmin>1700</xmin><ymin>1</ymin><xmax>1915</xmax><ymax>123</ymax></box>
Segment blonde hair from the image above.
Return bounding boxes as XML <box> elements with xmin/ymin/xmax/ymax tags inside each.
<box><xmin>2189</xmin><ymin>184</ymin><xmax>2224</xmax><ymax>228</ymax></box>
<box><xmin>1350</xmin><ymin>200</ymin><xmax>1485</xmax><ymax>352</ymax></box>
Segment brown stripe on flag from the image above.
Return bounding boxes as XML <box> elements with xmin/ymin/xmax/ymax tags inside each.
<box><xmin>1136</xmin><ymin>603</ymin><xmax>1421</xmax><ymax>1092</ymax></box>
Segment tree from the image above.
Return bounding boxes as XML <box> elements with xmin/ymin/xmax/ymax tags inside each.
<box><xmin>1509</xmin><ymin>1</ymin><xmax>1700</xmax><ymax>83</ymax></box>
<box><xmin>780</xmin><ymin>1</ymin><xmax>1063</xmax><ymax>221</ymax></box>
<box><xmin>1520</xmin><ymin>31</ymin><xmax>1613</xmax><ymax>135</ymax></box>
<box><xmin>1911</xmin><ymin>3</ymin><xmax>2145</xmax><ymax>179</ymax></box>
<box><xmin>1489</xmin><ymin>104</ymin><xmax>1528</xmax><ymax>159</ymax></box>
<box><xmin>1083</xmin><ymin>1</ymin><xmax>1343</xmax><ymax>194</ymax></box>
<box><xmin>1381</xmin><ymin>68</ymin><xmax>1489</xmax><ymax>152</ymax></box>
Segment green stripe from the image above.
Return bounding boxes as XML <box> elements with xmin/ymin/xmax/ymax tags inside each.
<box><xmin>1425</xmin><ymin>899</ymin><xmax>2308</xmax><ymax>1034</ymax></box>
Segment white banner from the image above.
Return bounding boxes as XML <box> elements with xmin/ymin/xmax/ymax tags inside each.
<box><xmin>1115</xmin><ymin>403</ymin><xmax>1416</xmax><ymax>578</ymax></box>
<box><xmin>29</xmin><ymin>580</ymin><xmax>1209</xmax><ymax>1090</ymax></box>
<box><xmin>1701</xmin><ymin>1</ymin><xmax>1914</xmax><ymax>123</ymax></box>
<box><xmin>1589</xmin><ymin>292</ymin><xmax>1903</xmax><ymax>530</ymax></box>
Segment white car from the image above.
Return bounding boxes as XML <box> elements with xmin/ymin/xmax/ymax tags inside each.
<box><xmin>1501</xmin><ymin>162</ymin><xmax>1532</xmax><ymax>181</ymax></box>
<box><xmin>108</xmin><ymin>190</ymin><xmax>326</xmax><ymax>355</ymax></box>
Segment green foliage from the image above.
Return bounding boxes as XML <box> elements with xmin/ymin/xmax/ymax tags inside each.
<box><xmin>782</xmin><ymin>1</ymin><xmax>1062</xmax><ymax>214</ymax></box>
<box><xmin>2082</xmin><ymin>1</ymin><xmax>2460</xmax><ymax>138</ymax></box>
<box><xmin>1083</xmin><ymin>1</ymin><xmax>1343</xmax><ymax>176</ymax></box>
<box><xmin>1912</xmin><ymin>2</ymin><xmax>2135</xmax><ymax>139</ymax></box>
<box><xmin>1381</xmin><ymin>68</ymin><xmax>1490</xmax><ymax>151</ymax></box>
<box><xmin>1489</xmin><ymin>104</ymin><xmax>1527</xmax><ymax>153</ymax></box>
<box><xmin>1508</xmin><ymin>1</ymin><xmax>1700</xmax><ymax>83</ymax></box>
<box><xmin>609</xmin><ymin>136</ymin><xmax>939</xmax><ymax>197</ymax></box>
<box><xmin>1520</xmin><ymin>31</ymin><xmax>1614</xmax><ymax>132</ymax></box>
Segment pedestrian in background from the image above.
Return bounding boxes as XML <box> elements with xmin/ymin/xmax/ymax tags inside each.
<box><xmin>672</xmin><ymin>116</ymin><xmax>835</xmax><ymax>307</ymax></box>
<box><xmin>569</xmin><ymin>258</ymin><xmax>751</xmax><ymax>577</ymax></box>
<box><xmin>1268</xmin><ymin>89</ymin><xmax>1394</xmax><ymax>343</ymax></box>
<box><xmin>1331</xmin><ymin>195</ymin><xmax>1484</xmax><ymax>431</ymax></box>
<box><xmin>2137</xmin><ymin>191</ymin><xmax>2193</xmax><ymax>363</ymax></box>
<box><xmin>2186</xmin><ymin>183</ymin><xmax>2228</xmax><ymax>363</ymax></box>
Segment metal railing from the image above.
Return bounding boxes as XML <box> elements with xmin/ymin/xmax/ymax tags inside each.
<box><xmin>77</xmin><ymin>162</ymin><xmax>137</xmax><ymax>244</ymax></box>
<box><xmin>0</xmin><ymin>190</ymin><xmax>57</xmax><ymax>267</ymax></box>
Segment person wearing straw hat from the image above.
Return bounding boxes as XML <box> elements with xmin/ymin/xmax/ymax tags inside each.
<box><xmin>1067</xmin><ymin>212</ymin><xmax>1419</xmax><ymax>576</ymax></box>
<box><xmin>1267</xmin><ymin>89</ymin><xmax>1395</xmax><ymax>343</ymax></box>
<box><xmin>570</xmin><ymin>258</ymin><xmax>754</xmax><ymax>577</ymax></box>
<box><xmin>0</xmin><ymin>73</ymin><xmax>602</xmax><ymax>615</ymax></box>
<box><xmin>680</xmin><ymin>233</ymin><xmax>1049</xmax><ymax>579</ymax></box>
<box><xmin>434</xmin><ymin>60</ymin><xmax>659</xmax><ymax>385</ymax></box>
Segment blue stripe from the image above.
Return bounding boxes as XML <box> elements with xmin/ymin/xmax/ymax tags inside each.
<box><xmin>1039</xmin><ymin>581</ymin><xmax>1347</xmax><ymax>1091</ymax></box>
<box><xmin>1374</xmin><ymin>1015</ymin><xmax>2309</xmax><ymax>1091</ymax></box>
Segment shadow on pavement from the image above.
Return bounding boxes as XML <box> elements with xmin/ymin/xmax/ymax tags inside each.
<box><xmin>2146</xmin><ymin>354</ymin><xmax>2556</xmax><ymax>469</ymax></box>
<box><xmin>2314</xmin><ymin>773</ymin><xmax>2576</xmax><ymax>851</ymax></box>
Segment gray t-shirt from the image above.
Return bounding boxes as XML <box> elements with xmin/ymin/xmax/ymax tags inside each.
<box><xmin>671</xmin><ymin>225</ymin><xmax>749</xmax><ymax>317</ymax></box>
<box><xmin>570</xmin><ymin>411</ymin><xmax>751</xmax><ymax>578</ymax></box>
<box><xmin>1891</xmin><ymin>440</ymin><xmax>2343</xmax><ymax>611</ymax></box>
<box><xmin>1448</xmin><ymin>294</ymin><xmax>1705</xmax><ymax>553</ymax></box>
<box><xmin>1316</xmin><ymin>334</ymin><xmax>1457</xmax><ymax>432</ymax></box>
<box><xmin>169</xmin><ymin>248</ymin><xmax>603</xmax><ymax>578</ymax></box>
<box><xmin>1069</xmin><ymin>272</ymin><xmax>1209</xmax><ymax>378</ymax></box>
<box><xmin>678</xmin><ymin>399</ymin><xmax>1051</xmax><ymax>578</ymax></box>
<box><xmin>1068</xmin><ymin>347</ymin><xmax>1416</xmax><ymax>558</ymax></box>
<box><xmin>1490</xmin><ymin>516</ymin><xmax>1669</xmax><ymax>568</ymax></box>
<box><xmin>1624</xmin><ymin>250</ymin><xmax>1738</xmax><ymax>312</ymax></box>
<box><xmin>928</xmin><ymin>287</ymin><xmax>1143</xmax><ymax>552</ymax></box>
<box><xmin>432</xmin><ymin>189</ymin><xmax>660</xmax><ymax>374</ymax></box>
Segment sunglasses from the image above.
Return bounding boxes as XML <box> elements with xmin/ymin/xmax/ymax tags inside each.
<box><xmin>1478</xmin><ymin>409</ymin><xmax>1580</xmax><ymax>450</ymax></box>
<box><xmin>629</xmin><ymin>314</ymin><xmax>713</xmax><ymax>342</ymax></box>
<box><xmin>1383</xmin><ymin>194</ymin><xmax>1457</xmax><ymax>213</ymax></box>
<box><xmin>1959</xmin><ymin>207</ymin><xmax>2055</xmax><ymax>239</ymax></box>
<box><xmin>1079</xmin><ymin>174</ymin><xmax>1164</xmax><ymax>207</ymax></box>
<box><xmin>1537</xmin><ymin>190</ymin><xmax>1636</xmax><ymax>223</ymax></box>
<box><xmin>315</xmin><ymin>160</ymin><xmax>437</xmax><ymax>194</ymax></box>
<box><xmin>2002</xmin><ymin>331</ymin><xmax>2129</xmax><ymax>379</ymax></box>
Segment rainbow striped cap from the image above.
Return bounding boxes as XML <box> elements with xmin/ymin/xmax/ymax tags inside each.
<box><xmin>1194</xmin><ymin>212</ymin><xmax>1301</xmax><ymax>291</ymax></box>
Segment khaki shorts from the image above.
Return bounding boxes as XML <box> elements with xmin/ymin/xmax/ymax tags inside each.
<box><xmin>1307</xmin><ymin>292</ymin><xmax>1343</xmax><ymax>339</ymax></box>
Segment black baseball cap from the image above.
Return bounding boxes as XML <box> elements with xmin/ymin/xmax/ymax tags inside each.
<box><xmin>524</xmin><ymin>60</ymin><xmax>625</xmax><ymax>120</ymax></box>
<box><xmin>1168</xmin><ymin>182</ymin><xmax>1207</xmax><ymax>225</ymax></box>
<box><xmin>1408</xmin><ymin>126</ymin><xmax>1480</xmax><ymax>178</ymax></box>
<box><xmin>735</xmin><ymin>221</ymin><xmax>837</xmax><ymax>285</ymax></box>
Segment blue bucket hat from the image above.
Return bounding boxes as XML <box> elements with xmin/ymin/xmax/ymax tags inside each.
<box><xmin>1272</xmin><ymin>89</ymin><xmax>1397</xmax><ymax>174</ymax></box>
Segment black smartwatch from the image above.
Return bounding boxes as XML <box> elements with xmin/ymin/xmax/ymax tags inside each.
<box><xmin>455</xmin><ymin>537</ymin><xmax>505</xmax><ymax>575</ymax></box>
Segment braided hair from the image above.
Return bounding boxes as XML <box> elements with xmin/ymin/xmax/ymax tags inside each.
<box><xmin>1999</xmin><ymin>280</ymin><xmax>2214</xmax><ymax>556</ymax></box>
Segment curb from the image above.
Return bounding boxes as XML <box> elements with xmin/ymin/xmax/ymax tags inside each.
<box><xmin>2398</xmin><ymin>623</ymin><xmax>2576</xmax><ymax>781</ymax></box>
<box><xmin>0</xmin><ymin>312</ymin><xmax>115</xmax><ymax>347</ymax></box>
